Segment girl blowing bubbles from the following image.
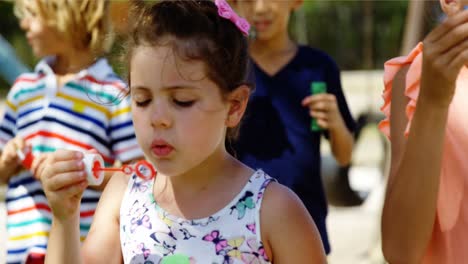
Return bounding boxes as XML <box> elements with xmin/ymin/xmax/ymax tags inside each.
<box><xmin>37</xmin><ymin>1</ymin><xmax>326</xmax><ymax>263</ymax></box>
<box><xmin>380</xmin><ymin>1</ymin><xmax>468</xmax><ymax>263</ymax></box>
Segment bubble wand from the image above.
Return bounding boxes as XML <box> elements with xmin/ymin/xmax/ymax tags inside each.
<box><xmin>16</xmin><ymin>148</ymin><xmax>156</xmax><ymax>185</ymax></box>
<box><xmin>92</xmin><ymin>159</ymin><xmax>156</xmax><ymax>181</ymax></box>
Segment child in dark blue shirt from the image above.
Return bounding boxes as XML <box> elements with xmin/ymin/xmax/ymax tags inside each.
<box><xmin>233</xmin><ymin>0</ymin><xmax>355</xmax><ymax>253</ymax></box>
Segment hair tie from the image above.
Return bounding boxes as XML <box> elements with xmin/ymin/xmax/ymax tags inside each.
<box><xmin>214</xmin><ymin>0</ymin><xmax>250</xmax><ymax>36</ymax></box>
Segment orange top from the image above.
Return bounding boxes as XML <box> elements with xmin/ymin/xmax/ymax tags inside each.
<box><xmin>379</xmin><ymin>43</ymin><xmax>468</xmax><ymax>263</ymax></box>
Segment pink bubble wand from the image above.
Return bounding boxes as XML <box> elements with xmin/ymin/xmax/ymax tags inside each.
<box><xmin>16</xmin><ymin>147</ymin><xmax>156</xmax><ymax>182</ymax></box>
<box><xmin>92</xmin><ymin>159</ymin><xmax>156</xmax><ymax>181</ymax></box>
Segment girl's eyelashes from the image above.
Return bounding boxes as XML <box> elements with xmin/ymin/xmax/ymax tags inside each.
<box><xmin>132</xmin><ymin>91</ymin><xmax>151</xmax><ymax>107</ymax></box>
<box><xmin>131</xmin><ymin>91</ymin><xmax>196</xmax><ymax>108</ymax></box>
<box><xmin>173</xmin><ymin>99</ymin><xmax>195</xmax><ymax>107</ymax></box>
<box><xmin>133</xmin><ymin>98</ymin><xmax>195</xmax><ymax>108</ymax></box>
<box><xmin>135</xmin><ymin>99</ymin><xmax>151</xmax><ymax>107</ymax></box>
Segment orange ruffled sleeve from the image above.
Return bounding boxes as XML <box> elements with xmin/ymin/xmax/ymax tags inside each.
<box><xmin>378</xmin><ymin>42</ymin><xmax>464</xmax><ymax>232</ymax></box>
<box><xmin>378</xmin><ymin>42</ymin><xmax>423</xmax><ymax>139</ymax></box>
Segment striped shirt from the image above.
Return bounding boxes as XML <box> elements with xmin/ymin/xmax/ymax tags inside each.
<box><xmin>0</xmin><ymin>57</ymin><xmax>142</xmax><ymax>264</ymax></box>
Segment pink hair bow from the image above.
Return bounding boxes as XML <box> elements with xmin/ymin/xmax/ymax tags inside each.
<box><xmin>215</xmin><ymin>0</ymin><xmax>251</xmax><ymax>36</ymax></box>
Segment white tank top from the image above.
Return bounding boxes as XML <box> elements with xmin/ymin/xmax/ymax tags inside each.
<box><xmin>120</xmin><ymin>170</ymin><xmax>274</xmax><ymax>264</ymax></box>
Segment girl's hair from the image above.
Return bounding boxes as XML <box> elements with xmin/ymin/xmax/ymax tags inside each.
<box><xmin>15</xmin><ymin>0</ymin><xmax>113</xmax><ymax>55</ymax></box>
<box><xmin>125</xmin><ymin>0</ymin><xmax>253</xmax><ymax>140</ymax></box>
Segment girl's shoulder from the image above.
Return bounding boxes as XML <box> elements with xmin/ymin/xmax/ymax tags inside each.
<box><xmin>102</xmin><ymin>172</ymin><xmax>130</xmax><ymax>203</ymax></box>
<box><xmin>260</xmin><ymin>181</ymin><xmax>301</xmax><ymax>215</ymax></box>
<box><xmin>259</xmin><ymin>180</ymin><xmax>327</xmax><ymax>262</ymax></box>
<box><xmin>92</xmin><ymin>172</ymin><xmax>130</xmax><ymax>225</ymax></box>
<box><xmin>81</xmin><ymin>172</ymin><xmax>129</xmax><ymax>262</ymax></box>
<box><xmin>259</xmin><ymin>179</ymin><xmax>311</xmax><ymax>231</ymax></box>
<box><xmin>98</xmin><ymin>172</ymin><xmax>130</xmax><ymax>210</ymax></box>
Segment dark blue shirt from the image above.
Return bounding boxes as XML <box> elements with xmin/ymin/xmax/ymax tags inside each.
<box><xmin>233</xmin><ymin>46</ymin><xmax>355</xmax><ymax>254</ymax></box>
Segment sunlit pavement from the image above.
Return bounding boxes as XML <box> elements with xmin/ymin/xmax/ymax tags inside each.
<box><xmin>0</xmin><ymin>71</ymin><xmax>387</xmax><ymax>263</ymax></box>
<box><xmin>325</xmin><ymin>148</ymin><xmax>388</xmax><ymax>264</ymax></box>
<box><xmin>326</xmin><ymin>70</ymin><xmax>387</xmax><ymax>264</ymax></box>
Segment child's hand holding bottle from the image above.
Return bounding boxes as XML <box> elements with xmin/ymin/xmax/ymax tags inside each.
<box><xmin>36</xmin><ymin>149</ymin><xmax>88</xmax><ymax>221</ymax></box>
<box><xmin>301</xmin><ymin>83</ymin><xmax>346</xmax><ymax>131</ymax></box>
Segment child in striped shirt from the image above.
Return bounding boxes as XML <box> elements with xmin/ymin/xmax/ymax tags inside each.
<box><xmin>0</xmin><ymin>0</ymin><xmax>142</xmax><ymax>263</ymax></box>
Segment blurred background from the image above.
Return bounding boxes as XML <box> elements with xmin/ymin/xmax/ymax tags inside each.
<box><xmin>0</xmin><ymin>1</ymin><xmax>444</xmax><ymax>263</ymax></box>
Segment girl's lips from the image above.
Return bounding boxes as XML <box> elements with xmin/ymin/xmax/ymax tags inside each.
<box><xmin>152</xmin><ymin>145</ymin><xmax>174</xmax><ymax>157</ymax></box>
<box><xmin>254</xmin><ymin>21</ymin><xmax>271</xmax><ymax>32</ymax></box>
<box><xmin>151</xmin><ymin>139</ymin><xmax>174</xmax><ymax>157</ymax></box>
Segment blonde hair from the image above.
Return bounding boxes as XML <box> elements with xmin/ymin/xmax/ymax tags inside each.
<box><xmin>15</xmin><ymin>0</ymin><xmax>113</xmax><ymax>55</ymax></box>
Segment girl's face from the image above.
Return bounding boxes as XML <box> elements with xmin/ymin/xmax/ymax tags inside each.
<box><xmin>237</xmin><ymin>0</ymin><xmax>302</xmax><ymax>42</ymax></box>
<box><xmin>19</xmin><ymin>2</ymin><xmax>68</xmax><ymax>57</ymax></box>
<box><xmin>130</xmin><ymin>45</ymin><xmax>236</xmax><ymax>177</ymax></box>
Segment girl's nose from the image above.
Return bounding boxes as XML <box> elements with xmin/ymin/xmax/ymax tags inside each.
<box><xmin>253</xmin><ymin>0</ymin><xmax>267</xmax><ymax>13</ymax></box>
<box><xmin>150</xmin><ymin>102</ymin><xmax>172</xmax><ymax>129</ymax></box>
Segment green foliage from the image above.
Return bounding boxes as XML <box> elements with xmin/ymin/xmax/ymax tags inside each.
<box><xmin>107</xmin><ymin>35</ymin><xmax>128</xmax><ymax>81</ymax></box>
<box><xmin>0</xmin><ymin>1</ymin><xmax>36</xmax><ymax>67</ymax></box>
<box><xmin>0</xmin><ymin>0</ymin><xmax>19</xmax><ymax>37</ymax></box>
<box><xmin>0</xmin><ymin>0</ymin><xmax>416</xmax><ymax>82</ymax></box>
<box><xmin>0</xmin><ymin>1</ymin><xmax>36</xmax><ymax>91</ymax></box>
<box><xmin>291</xmin><ymin>1</ymin><xmax>408</xmax><ymax>70</ymax></box>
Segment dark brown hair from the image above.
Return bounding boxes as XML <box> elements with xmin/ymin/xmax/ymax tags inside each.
<box><xmin>124</xmin><ymin>0</ymin><xmax>253</xmax><ymax>141</ymax></box>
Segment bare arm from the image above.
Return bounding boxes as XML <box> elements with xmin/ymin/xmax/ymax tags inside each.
<box><xmin>40</xmin><ymin>150</ymin><xmax>126</xmax><ymax>264</ymax></box>
<box><xmin>261</xmin><ymin>182</ymin><xmax>327</xmax><ymax>263</ymax></box>
<box><xmin>302</xmin><ymin>93</ymin><xmax>354</xmax><ymax>166</ymax></box>
<box><xmin>41</xmin><ymin>150</ymin><xmax>88</xmax><ymax>264</ymax></box>
<box><xmin>81</xmin><ymin>173</ymin><xmax>127</xmax><ymax>263</ymax></box>
<box><xmin>328</xmin><ymin>115</ymin><xmax>354</xmax><ymax>166</ymax></box>
<box><xmin>47</xmin><ymin>216</ymin><xmax>84</xmax><ymax>264</ymax></box>
<box><xmin>46</xmin><ymin>173</ymin><xmax>126</xmax><ymax>264</ymax></box>
<box><xmin>382</xmin><ymin>9</ymin><xmax>468</xmax><ymax>263</ymax></box>
<box><xmin>381</xmin><ymin>65</ymin><xmax>445</xmax><ymax>263</ymax></box>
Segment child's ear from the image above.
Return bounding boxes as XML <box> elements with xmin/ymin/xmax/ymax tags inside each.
<box><xmin>226</xmin><ymin>85</ymin><xmax>250</xmax><ymax>127</ymax></box>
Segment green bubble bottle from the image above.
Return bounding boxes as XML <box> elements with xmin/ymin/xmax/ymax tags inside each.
<box><xmin>310</xmin><ymin>82</ymin><xmax>327</xmax><ymax>131</ymax></box>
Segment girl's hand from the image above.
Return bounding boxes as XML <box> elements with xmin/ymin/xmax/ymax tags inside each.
<box><xmin>301</xmin><ymin>93</ymin><xmax>344</xmax><ymax>131</ymax></box>
<box><xmin>0</xmin><ymin>137</ymin><xmax>27</xmax><ymax>183</ymax></box>
<box><xmin>421</xmin><ymin>9</ymin><xmax>468</xmax><ymax>107</ymax></box>
<box><xmin>39</xmin><ymin>150</ymin><xmax>88</xmax><ymax>221</ymax></box>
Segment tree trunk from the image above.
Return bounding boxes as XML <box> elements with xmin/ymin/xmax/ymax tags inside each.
<box><xmin>401</xmin><ymin>0</ymin><xmax>426</xmax><ymax>55</ymax></box>
<box><xmin>362</xmin><ymin>0</ymin><xmax>374</xmax><ymax>69</ymax></box>
<box><xmin>294</xmin><ymin>7</ymin><xmax>308</xmax><ymax>45</ymax></box>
